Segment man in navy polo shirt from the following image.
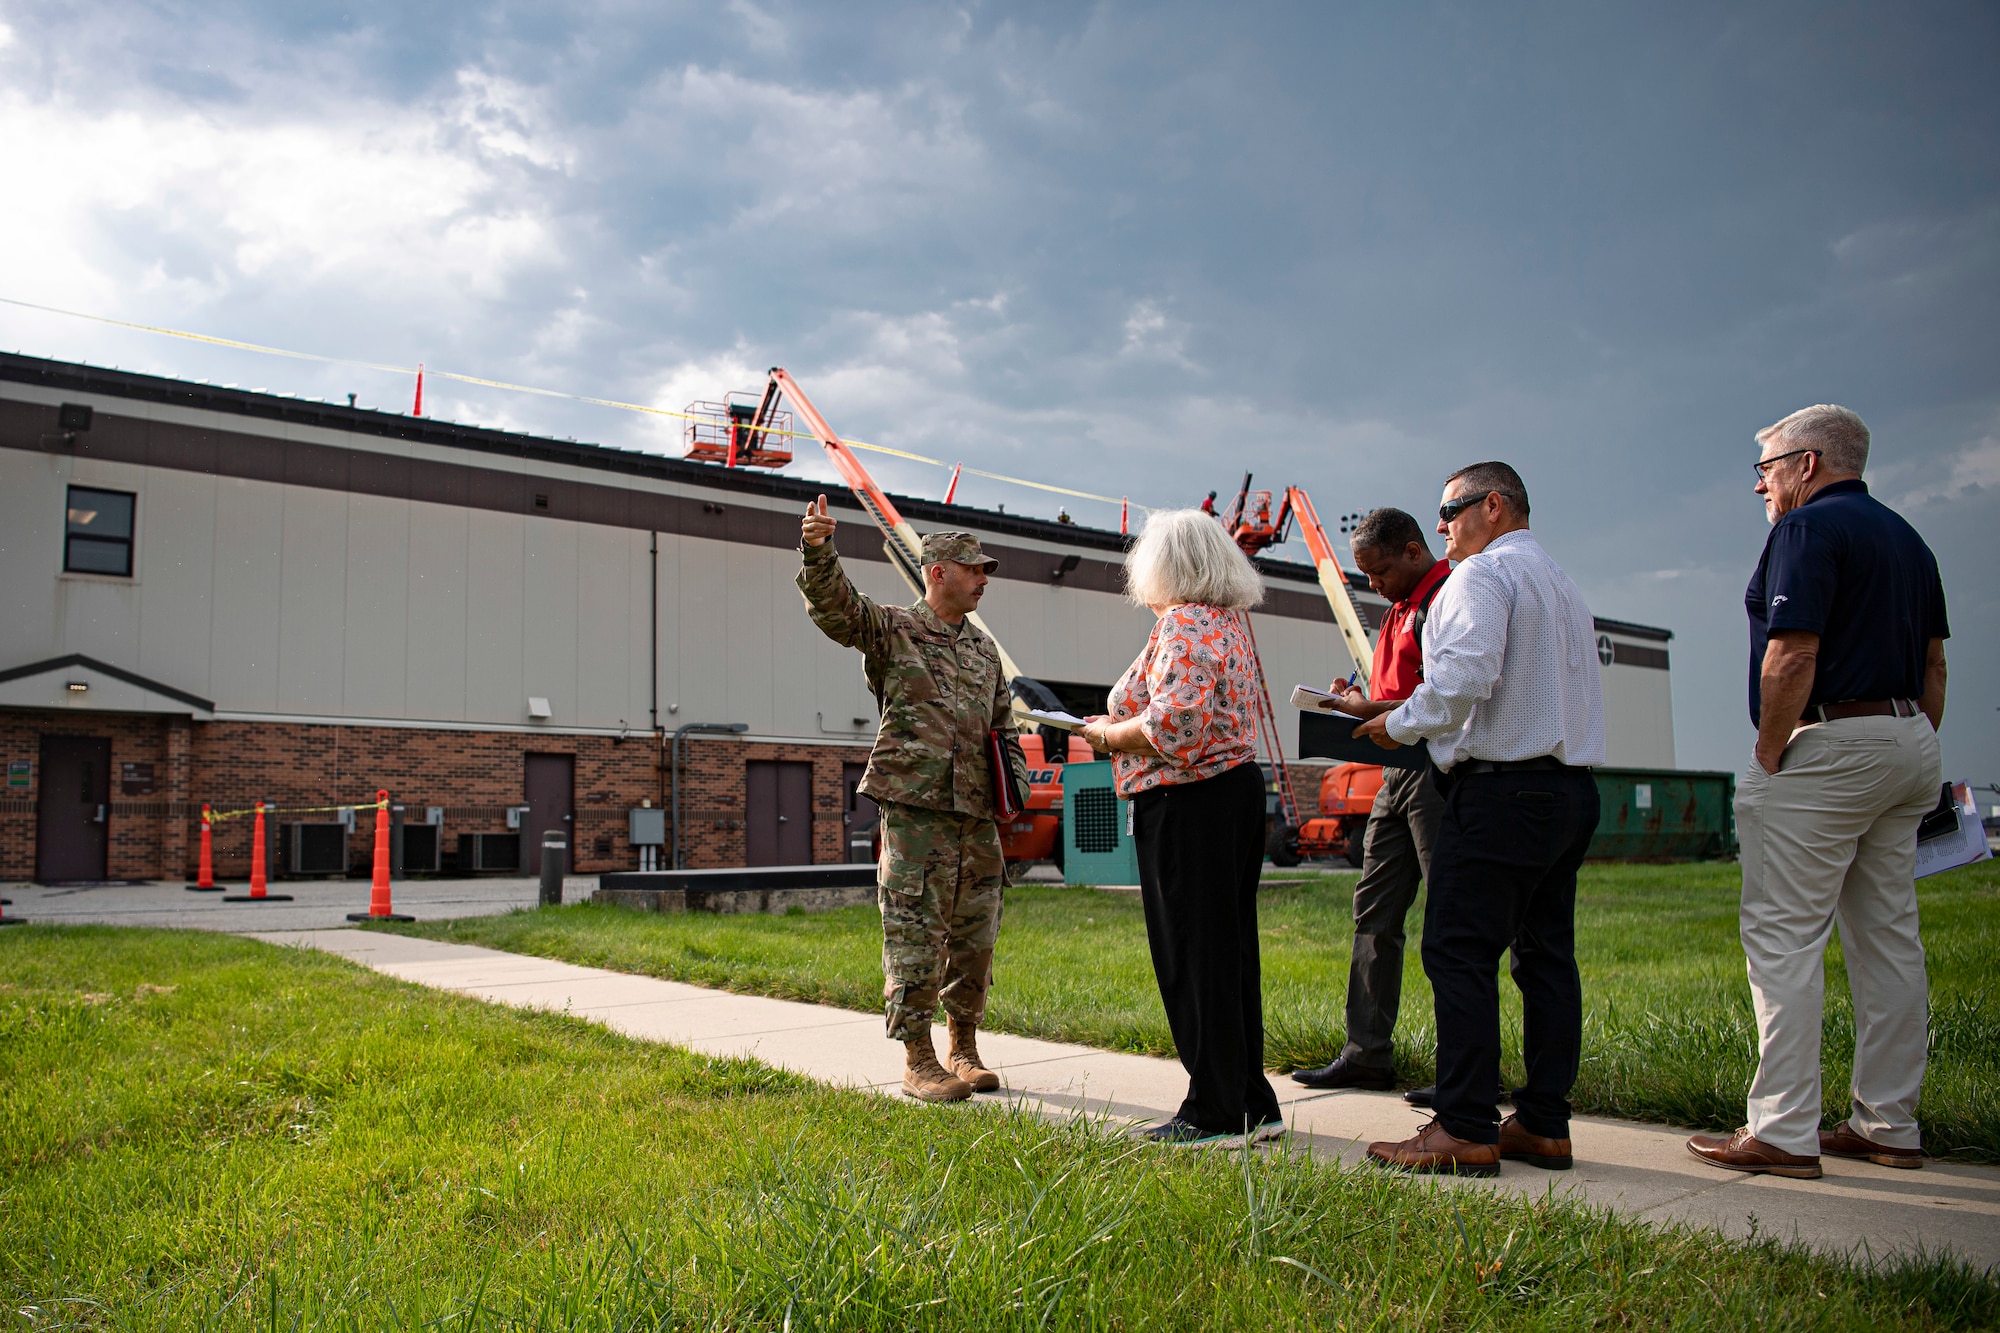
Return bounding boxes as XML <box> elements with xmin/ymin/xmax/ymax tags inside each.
<box><xmin>1689</xmin><ymin>405</ymin><xmax>1948</xmax><ymax>1180</ymax></box>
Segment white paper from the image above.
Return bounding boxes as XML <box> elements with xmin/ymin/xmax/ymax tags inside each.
<box><xmin>1018</xmin><ymin>707</ymin><xmax>1089</xmax><ymax>730</ymax></box>
<box><xmin>1289</xmin><ymin>685</ymin><xmax>1366</xmax><ymax>721</ymax></box>
<box><xmin>1915</xmin><ymin>781</ymin><xmax>1994</xmax><ymax>879</ymax></box>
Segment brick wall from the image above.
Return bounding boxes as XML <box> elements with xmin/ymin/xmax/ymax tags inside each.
<box><xmin>0</xmin><ymin>709</ymin><xmax>181</xmax><ymax>882</ymax></box>
<box><xmin>673</xmin><ymin>736</ymin><xmax>867</xmax><ymax>868</ymax></box>
<box><xmin>0</xmin><ymin>706</ymin><xmax>871</xmax><ymax>881</ymax></box>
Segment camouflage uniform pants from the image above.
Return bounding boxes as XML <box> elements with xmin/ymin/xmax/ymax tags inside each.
<box><xmin>877</xmin><ymin>800</ymin><xmax>1006</xmax><ymax>1041</ymax></box>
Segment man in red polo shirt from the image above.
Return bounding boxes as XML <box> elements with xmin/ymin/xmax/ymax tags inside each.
<box><xmin>1293</xmin><ymin>507</ymin><xmax>1449</xmax><ymax>1091</ymax></box>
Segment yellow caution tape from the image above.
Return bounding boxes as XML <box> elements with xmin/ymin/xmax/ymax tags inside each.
<box><xmin>0</xmin><ymin>295</ymin><xmax>1159</xmax><ymax>519</ymax></box>
<box><xmin>205</xmin><ymin>799</ymin><xmax>388</xmax><ymax>824</ymax></box>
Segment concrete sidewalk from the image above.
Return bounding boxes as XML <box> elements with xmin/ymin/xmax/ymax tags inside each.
<box><xmin>248</xmin><ymin>927</ymin><xmax>2000</xmax><ymax>1274</ymax></box>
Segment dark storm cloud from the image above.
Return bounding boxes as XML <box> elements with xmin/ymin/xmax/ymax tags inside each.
<box><xmin>0</xmin><ymin>0</ymin><xmax>1994</xmax><ymax>776</ymax></box>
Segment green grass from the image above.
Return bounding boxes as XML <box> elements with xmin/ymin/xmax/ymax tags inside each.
<box><xmin>4</xmin><ymin>927</ymin><xmax>1997</xmax><ymax>1331</ymax></box>
<box><xmin>389</xmin><ymin>860</ymin><xmax>2000</xmax><ymax>1162</ymax></box>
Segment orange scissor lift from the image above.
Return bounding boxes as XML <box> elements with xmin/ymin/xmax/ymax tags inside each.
<box><xmin>713</xmin><ymin>368</ymin><xmax>1091</xmax><ymax>869</ymax></box>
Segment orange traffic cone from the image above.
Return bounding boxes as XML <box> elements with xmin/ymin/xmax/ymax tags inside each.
<box><xmin>186</xmin><ymin>803</ymin><xmax>221</xmax><ymax>891</ymax></box>
<box><xmin>0</xmin><ymin>894</ymin><xmax>20</xmax><ymax>926</ymax></box>
<box><xmin>348</xmin><ymin>790</ymin><xmax>412</xmax><ymax>922</ymax></box>
<box><xmin>224</xmin><ymin>800</ymin><xmax>293</xmax><ymax>902</ymax></box>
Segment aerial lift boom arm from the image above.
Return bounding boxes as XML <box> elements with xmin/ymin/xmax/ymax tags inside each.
<box><xmin>1284</xmin><ymin>486</ymin><xmax>1374</xmax><ymax>685</ymax></box>
<box><xmin>767</xmin><ymin>367</ymin><xmax>1028</xmax><ymax>686</ymax></box>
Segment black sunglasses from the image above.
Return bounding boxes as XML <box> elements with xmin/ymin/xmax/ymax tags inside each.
<box><xmin>1439</xmin><ymin>491</ymin><xmax>1492</xmax><ymax>524</ymax></box>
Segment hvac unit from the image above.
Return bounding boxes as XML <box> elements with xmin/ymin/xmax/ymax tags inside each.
<box><xmin>398</xmin><ymin>823</ymin><xmax>442</xmax><ymax>874</ymax></box>
<box><xmin>459</xmin><ymin>831</ymin><xmax>521</xmax><ymax>873</ymax></box>
<box><xmin>279</xmin><ymin>822</ymin><xmax>349</xmax><ymax>877</ymax></box>
<box><xmin>1060</xmin><ymin>762</ymin><xmax>1139</xmax><ymax>887</ymax></box>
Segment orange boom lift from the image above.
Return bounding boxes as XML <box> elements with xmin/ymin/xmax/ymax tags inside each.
<box><xmin>1219</xmin><ymin>477</ymin><xmax>1385</xmax><ymax>866</ymax></box>
<box><xmin>750</xmin><ymin>368</ymin><xmax>1091</xmax><ymax>868</ymax></box>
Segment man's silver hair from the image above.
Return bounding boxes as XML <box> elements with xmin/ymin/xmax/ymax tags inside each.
<box><xmin>1124</xmin><ymin>508</ymin><xmax>1265</xmax><ymax>611</ymax></box>
<box><xmin>1757</xmin><ymin>404</ymin><xmax>1870</xmax><ymax>476</ymax></box>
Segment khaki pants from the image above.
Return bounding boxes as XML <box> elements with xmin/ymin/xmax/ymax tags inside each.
<box><xmin>1736</xmin><ymin>712</ymin><xmax>1940</xmax><ymax>1155</ymax></box>
<box><xmin>876</xmin><ymin>801</ymin><xmax>1005</xmax><ymax>1041</ymax></box>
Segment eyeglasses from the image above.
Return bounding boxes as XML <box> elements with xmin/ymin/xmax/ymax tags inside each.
<box><xmin>1438</xmin><ymin>491</ymin><xmax>1492</xmax><ymax>524</ymax></box>
<box><xmin>1753</xmin><ymin>448</ymin><xmax>1820</xmax><ymax>480</ymax></box>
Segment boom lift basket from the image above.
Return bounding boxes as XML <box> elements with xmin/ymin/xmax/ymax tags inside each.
<box><xmin>683</xmin><ymin>390</ymin><xmax>794</xmax><ymax>468</ymax></box>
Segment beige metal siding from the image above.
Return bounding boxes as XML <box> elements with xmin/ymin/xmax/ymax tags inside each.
<box><xmin>1600</xmin><ymin>646</ymin><xmax>1677</xmax><ymax>768</ymax></box>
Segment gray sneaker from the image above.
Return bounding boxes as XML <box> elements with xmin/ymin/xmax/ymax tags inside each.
<box><xmin>1141</xmin><ymin>1118</ymin><xmax>1234</xmax><ymax>1148</ymax></box>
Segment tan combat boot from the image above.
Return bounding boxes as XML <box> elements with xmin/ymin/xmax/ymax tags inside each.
<box><xmin>947</xmin><ymin>1018</ymin><xmax>1001</xmax><ymax>1092</ymax></box>
<box><xmin>902</xmin><ymin>1028</ymin><xmax>973</xmax><ymax>1103</ymax></box>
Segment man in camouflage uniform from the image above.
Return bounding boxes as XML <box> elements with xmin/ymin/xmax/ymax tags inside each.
<box><xmin>798</xmin><ymin>495</ymin><xmax>1029</xmax><ymax>1102</ymax></box>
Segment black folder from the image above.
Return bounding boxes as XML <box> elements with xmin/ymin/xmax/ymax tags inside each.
<box><xmin>1298</xmin><ymin>711</ymin><xmax>1432</xmax><ymax>771</ymax></box>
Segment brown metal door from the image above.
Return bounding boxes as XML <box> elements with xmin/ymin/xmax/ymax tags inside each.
<box><xmin>37</xmin><ymin>735</ymin><xmax>110</xmax><ymax>883</ymax></box>
<box><xmin>746</xmin><ymin>760</ymin><xmax>813</xmax><ymax>866</ymax></box>
<box><xmin>523</xmin><ymin>753</ymin><xmax>574</xmax><ymax>874</ymax></box>
<box><xmin>842</xmin><ymin>763</ymin><xmax>880</xmax><ymax>863</ymax></box>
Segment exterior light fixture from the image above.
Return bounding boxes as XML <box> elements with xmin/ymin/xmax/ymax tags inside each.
<box><xmin>66</xmin><ymin>681</ymin><xmax>88</xmax><ymax>693</ymax></box>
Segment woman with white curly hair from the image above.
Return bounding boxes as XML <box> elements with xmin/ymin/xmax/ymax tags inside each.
<box><xmin>1079</xmin><ymin>508</ymin><xmax>1283</xmax><ymax>1147</ymax></box>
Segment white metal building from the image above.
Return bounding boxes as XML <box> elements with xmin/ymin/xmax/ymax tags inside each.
<box><xmin>0</xmin><ymin>353</ymin><xmax>1675</xmax><ymax>882</ymax></box>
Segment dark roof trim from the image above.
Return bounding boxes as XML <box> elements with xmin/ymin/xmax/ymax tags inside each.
<box><xmin>0</xmin><ymin>653</ymin><xmax>216</xmax><ymax>712</ymax></box>
<box><xmin>1592</xmin><ymin>616</ymin><xmax>1673</xmax><ymax>642</ymax></box>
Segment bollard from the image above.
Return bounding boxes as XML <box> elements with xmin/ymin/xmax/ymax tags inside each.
<box><xmin>349</xmin><ymin>789</ymin><xmax>414</xmax><ymax>922</ymax></box>
<box><xmin>539</xmin><ymin>829</ymin><xmax>567</xmax><ymax>908</ymax></box>
<box><xmin>224</xmin><ymin>800</ymin><xmax>293</xmax><ymax>902</ymax></box>
<box><xmin>186</xmin><ymin>803</ymin><xmax>221</xmax><ymax>891</ymax></box>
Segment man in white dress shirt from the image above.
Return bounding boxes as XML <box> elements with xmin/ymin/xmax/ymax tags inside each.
<box><xmin>1353</xmin><ymin>461</ymin><xmax>1606</xmax><ymax>1176</ymax></box>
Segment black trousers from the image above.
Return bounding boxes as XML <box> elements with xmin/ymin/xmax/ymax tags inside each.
<box><xmin>1133</xmin><ymin>761</ymin><xmax>1281</xmax><ymax>1134</ymax></box>
<box><xmin>1342</xmin><ymin>763</ymin><xmax>1445</xmax><ymax>1068</ymax></box>
<box><xmin>1423</xmin><ymin>765</ymin><xmax>1599</xmax><ymax>1144</ymax></box>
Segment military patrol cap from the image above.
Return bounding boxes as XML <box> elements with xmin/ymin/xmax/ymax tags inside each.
<box><xmin>919</xmin><ymin>531</ymin><xmax>998</xmax><ymax>571</ymax></box>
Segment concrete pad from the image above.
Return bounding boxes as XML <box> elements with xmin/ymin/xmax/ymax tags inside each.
<box><xmin>262</xmin><ymin>928</ymin><xmax>2000</xmax><ymax>1273</ymax></box>
<box><xmin>16</xmin><ymin>877</ymin><xmax>588</xmax><ymax>932</ymax></box>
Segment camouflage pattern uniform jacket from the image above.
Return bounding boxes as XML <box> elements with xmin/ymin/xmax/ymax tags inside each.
<box><xmin>797</xmin><ymin>540</ymin><xmax>1028</xmax><ymax>814</ymax></box>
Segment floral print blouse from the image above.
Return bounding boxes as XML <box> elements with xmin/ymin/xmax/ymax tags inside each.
<box><xmin>1107</xmin><ymin>603</ymin><xmax>1261</xmax><ymax>798</ymax></box>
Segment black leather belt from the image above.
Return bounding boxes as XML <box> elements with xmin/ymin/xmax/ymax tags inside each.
<box><xmin>1453</xmin><ymin>756</ymin><xmax>1581</xmax><ymax>776</ymax></box>
<box><xmin>1806</xmin><ymin>698</ymin><xmax>1919</xmax><ymax>724</ymax></box>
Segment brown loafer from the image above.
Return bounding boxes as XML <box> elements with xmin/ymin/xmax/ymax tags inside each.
<box><xmin>1498</xmin><ymin>1114</ymin><xmax>1572</xmax><ymax>1170</ymax></box>
<box><xmin>1686</xmin><ymin>1127</ymin><xmax>1821</xmax><ymax>1179</ymax></box>
<box><xmin>1819</xmin><ymin>1122</ymin><xmax>1922</xmax><ymax>1170</ymax></box>
<box><xmin>1367</xmin><ymin>1117</ymin><xmax>1501</xmax><ymax>1177</ymax></box>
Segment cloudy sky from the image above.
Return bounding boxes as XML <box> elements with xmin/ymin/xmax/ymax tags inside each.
<box><xmin>1</xmin><ymin>0</ymin><xmax>1994</xmax><ymax>782</ymax></box>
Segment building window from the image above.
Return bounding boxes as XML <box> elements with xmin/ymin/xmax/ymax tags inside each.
<box><xmin>65</xmin><ymin>485</ymin><xmax>135</xmax><ymax>576</ymax></box>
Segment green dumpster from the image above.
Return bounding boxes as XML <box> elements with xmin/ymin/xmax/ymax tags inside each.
<box><xmin>1588</xmin><ymin>768</ymin><xmax>1737</xmax><ymax>860</ymax></box>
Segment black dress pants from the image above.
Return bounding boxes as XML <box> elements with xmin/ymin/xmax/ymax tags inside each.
<box><xmin>1423</xmin><ymin>765</ymin><xmax>1599</xmax><ymax>1144</ymax></box>
<box><xmin>1133</xmin><ymin>761</ymin><xmax>1281</xmax><ymax>1134</ymax></box>
<box><xmin>1342</xmin><ymin>763</ymin><xmax>1445</xmax><ymax>1068</ymax></box>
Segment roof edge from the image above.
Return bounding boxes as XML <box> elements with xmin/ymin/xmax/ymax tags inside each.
<box><xmin>0</xmin><ymin>653</ymin><xmax>217</xmax><ymax>713</ymax></box>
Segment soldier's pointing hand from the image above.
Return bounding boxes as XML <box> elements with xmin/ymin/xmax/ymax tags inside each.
<box><xmin>802</xmin><ymin>494</ymin><xmax>836</xmax><ymax>547</ymax></box>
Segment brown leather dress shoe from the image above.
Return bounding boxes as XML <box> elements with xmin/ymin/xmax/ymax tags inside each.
<box><xmin>1498</xmin><ymin>1114</ymin><xmax>1572</xmax><ymax>1170</ymax></box>
<box><xmin>1819</xmin><ymin>1122</ymin><xmax>1922</xmax><ymax>1170</ymax></box>
<box><xmin>1367</xmin><ymin>1117</ymin><xmax>1501</xmax><ymax>1177</ymax></box>
<box><xmin>1686</xmin><ymin>1127</ymin><xmax>1821</xmax><ymax>1179</ymax></box>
